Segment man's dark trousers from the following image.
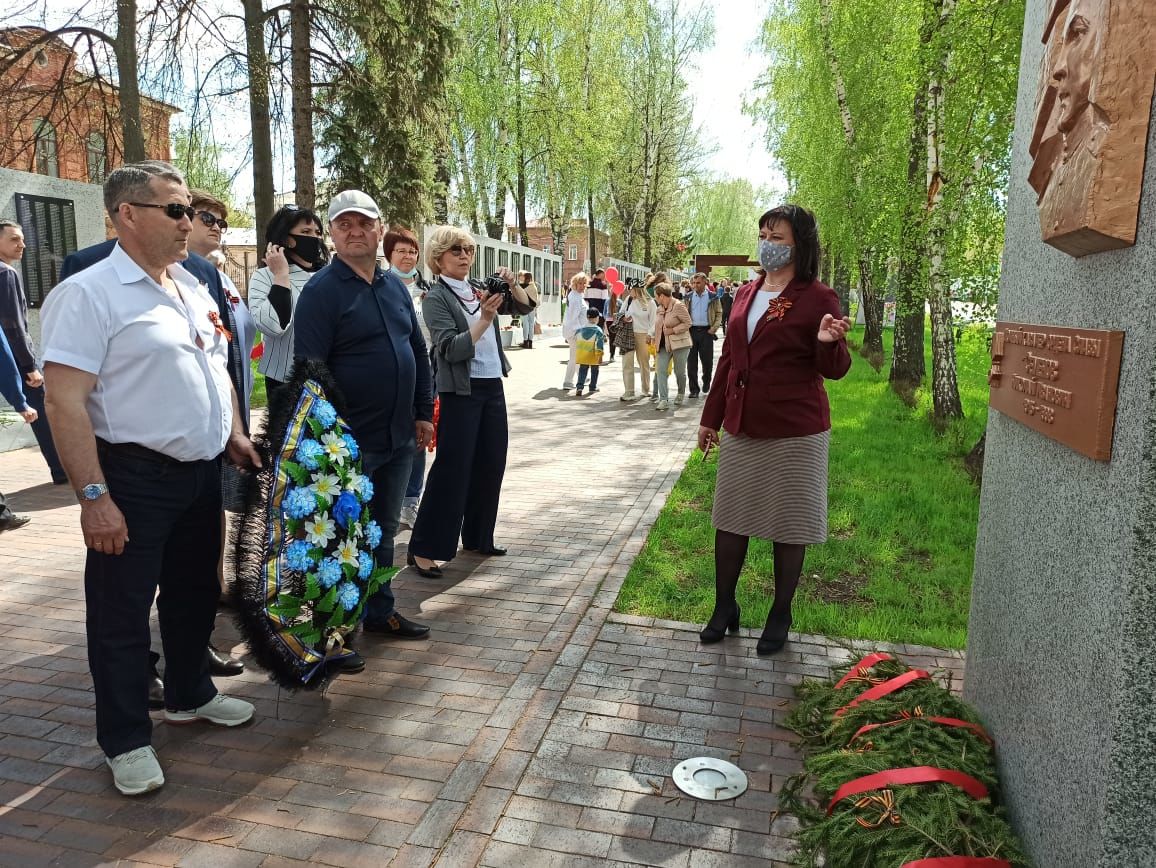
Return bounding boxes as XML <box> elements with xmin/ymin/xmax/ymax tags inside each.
<box><xmin>362</xmin><ymin>439</ymin><xmax>415</xmax><ymax>626</ymax></box>
<box><xmin>87</xmin><ymin>446</ymin><xmax>220</xmax><ymax>758</ymax></box>
<box><xmin>687</xmin><ymin>326</ymin><xmax>715</xmax><ymax>396</ymax></box>
<box><xmin>23</xmin><ymin>382</ymin><xmax>64</xmax><ymax>478</ymax></box>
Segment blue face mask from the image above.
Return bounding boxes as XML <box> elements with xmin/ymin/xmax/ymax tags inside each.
<box><xmin>758</xmin><ymin>239</ymin><xmax>794</xmax><ymax>273</ymax></box>
<box><xmin>393</xmin><ymin>266</ymin><xmax>418</xmax><ymax>279</ymax></box>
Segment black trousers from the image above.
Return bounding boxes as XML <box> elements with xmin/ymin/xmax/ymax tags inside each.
<box><xmin>687</xmin><ymin>326</ymin><xmax>715</xmax><ymax>394</ymax></box>
<box><xmin>87</xmin><ymin>445</ymin><xmax>220</xmax><ymax>757</ymax></box>
<box><xmin>409</xmin><ymin>379</ymin><xmax>508</xmax><ymax>562</ymax></box>
<box><xmin>264</xmin><ymin>377</ymin><xmax>288</xmax><ymax>422</ymax></box>
<box><xmin>24</xmin><ymin>382</ymin><xmax>64</xmax><ymax>479</ymax></box>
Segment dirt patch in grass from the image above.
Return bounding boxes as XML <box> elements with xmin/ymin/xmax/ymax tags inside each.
<box><xmin>808</xmin><ymin>572</ymin><xmax>870</xmax><ymax>605</ymax></box>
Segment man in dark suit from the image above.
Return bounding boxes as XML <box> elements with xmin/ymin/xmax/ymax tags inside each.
<box><xmin>58</xmin><ymin>177</ymin><xmax>246</xmax><ymax>702</ymax></box>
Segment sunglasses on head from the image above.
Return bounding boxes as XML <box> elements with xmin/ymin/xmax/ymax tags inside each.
<box><xmin>197</xmin><ymin>211</ymin><xmax>228</xmax><ymax>231</ymax></box>
<box><xmin>129</xmin><ymin>202</ymin><xmax>196</xmax><ymax>221</ymax></box>
<box><xmin>449</xmin><ymin>244</ymin><xmax>476</xmax><ymax>256</ymax></box>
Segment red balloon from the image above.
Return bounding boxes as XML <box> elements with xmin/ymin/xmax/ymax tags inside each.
<box><xmin>612</xmin><ymin>280</ymin><xmax>626</xmax><ymax>296</ymax></box>
<box><xmin>605</xmin><ymin>266</ymin><xmax>619</xmax><ymax>282</ymax></box>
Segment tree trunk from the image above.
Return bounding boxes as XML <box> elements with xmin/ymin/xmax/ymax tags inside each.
<box><xmin>858</xmin><ymin>252</ymin><xmax>885</xmax><ymax>368</ymax></box>
<box><xmin>289</xmin><ymin>0</ymin><xmax>315</xmax><ymax>210</ymax></box>
<box><xmin>587</xmin><ymin>192</ymin><xmax>597</xmax><ymax>274</ymax></box>
<box><xmin>243</xmin><ymin>0</ymin><xmax>275</xmax><ymax>241</ymax></box>
<box><xmin>433</xmin><ymin>153</ymin><xmax>449</xmax><ymax>224</ymax></box>
<box><xmin>925</xmin><ymin>0</ymin><xmax>963</xmax><ymax>422</ymax></box>
<box><xmin>889</xmin><ymin>16</ymin><xmax>933</xmax><ymax>397</ymax></box>
<box><xmin>833</xmin><ymin>256</ymin><xmax>851</xmax><ymax>317</ymax></box>
<box><xmin>114</xmin><ymin>0</ymin><xmax>145</xmax><ymax>162</ymax></box>
<box><xmin>964</xmin><ymin>431</ymin><xmax>986</xmax><ymax>482</ymax></box>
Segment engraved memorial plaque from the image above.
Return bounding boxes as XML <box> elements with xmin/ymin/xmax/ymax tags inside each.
<box><xmin>988</xmin><ymin>322</ymin><xmax>1123</xmax><ymax>460</ymax></box>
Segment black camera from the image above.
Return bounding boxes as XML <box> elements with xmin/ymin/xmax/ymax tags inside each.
<box><xmin>469</xmin><ymin>273</ymin><xmax>511</xmax><ymax>301</ymax></box>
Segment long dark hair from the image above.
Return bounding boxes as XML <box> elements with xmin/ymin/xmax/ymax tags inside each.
<box><xmin>264</xmin><ymin>205</ymin><xmax>324</xmax><ymax>248</ymax></box>
<box><xmin>758</xmin><ymin>204</ymin><xmax>820</xmax><ymax>283</ymax></box>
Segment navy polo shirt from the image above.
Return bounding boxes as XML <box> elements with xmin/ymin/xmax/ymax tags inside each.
<box><xmin>293</xmin><ymin>255</ymin><xmax>433</xmax><ymax>453</ymax></box>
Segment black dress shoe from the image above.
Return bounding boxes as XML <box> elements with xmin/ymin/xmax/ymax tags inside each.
<box><xmin>699</xmin><ymin>603</ymin><xmax>741</xmax><ymax>644</ymax></box>
<box><xmin>206</xmin><ymin>644</ymin><xmax>245</xmax><ymax>676</ymax></box>
<box><xmin>327</xmin><ymin>650</ymin><xmax>365</xmax><ymax>673</ymax></box>
<box><xmin>362</xmin><ymin>613</ymin><xmax>430</xmax><ymax>639</ymax></box>
<box><xmin>0</xmin><ymin>514</ymin><xmax>31</xmax><ymax>532</ymax></box>
<box><xmin>148</xmin><ymin>672</ymin><xmax>165</xmax><ymax>710</ymax></box>
<box><xmin>756</xmin><ymin>615</ymin><xmax>792</xmax><ymax>657</ymax></box>
<box><xmin>406</xmin><ymin>553</ymin><xmax>443</xmax><ymax>578</ymax></box>
<box><xmin>465</xmin><ymin>546</ymin><xmax>507</xmax><ymax>556</ymax></box>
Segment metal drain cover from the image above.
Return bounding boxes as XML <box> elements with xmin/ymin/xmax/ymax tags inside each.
<box><xmin>671</xmin><ymin>757</ymin><xmax>748</xmax><ymax>801</ymax></box>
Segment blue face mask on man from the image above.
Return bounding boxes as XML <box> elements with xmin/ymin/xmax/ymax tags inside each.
<box><xmin>757</xmin><ymin>238</ymin><xmax>794</xmax><ymax>273</ymax></box>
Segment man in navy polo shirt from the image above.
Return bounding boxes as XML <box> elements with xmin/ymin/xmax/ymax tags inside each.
<box><xmin>293</xmin><ymin>190</ymin><xmax>433</xmax><ymax>643</ymax></box>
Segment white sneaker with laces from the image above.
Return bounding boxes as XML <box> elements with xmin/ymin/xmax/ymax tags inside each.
<box><xmin>655</xmin><ymin>399</ymin><xmax>669</xmax><ymax>411</ymax></box>
<box><xmin>165</xmin><ymin>694</ymin><xmax>255</xmax><ymax>727</ymax></box>
<box><xmin>399</xmin><ymin>505</ymin><xmax>419</xmax><ymax>528</ymax></box>
<box><xmin>107</xmin><ymin>745</ymin><xmax>164</xmax><ymax>796</ymax></box>
<box><xmin>674</xmin><ymin>393</ymin><xmax>685</xmax><ymax>406</ymax></box>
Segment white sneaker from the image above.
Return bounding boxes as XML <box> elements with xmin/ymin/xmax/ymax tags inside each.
<box><xmin>620</xmin><ymin>393</ymin><xmax>636</xmax><ymax>402</ymax></box>
<box><xmin>399</xmin><ymin>505</ymin><xmax>419</xmax><ymax>528</ymax></box>
<box><xmin>107</xmin><ymin>746</ymin><xmax>164</xmax><ymax>796</ymax></box>
<box><xmin>655</xmin><ymin>399</ymin><xmax>669</xmax><ymax>411</ymax></box>
<box><xmin>165</xmin><ymin>694</ymin><xmax>255</xmax><ymax>727</ymax></box>
<box><xmin>673</xmin><ymin>394</ymin><xmax>685</xmax><ymax>406</ymax></box>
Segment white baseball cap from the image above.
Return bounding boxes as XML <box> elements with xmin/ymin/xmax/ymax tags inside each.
<box><xmin>327</xmin><ymin>190</ymin><xmax>381</xmax><ymax>223</ymax></box>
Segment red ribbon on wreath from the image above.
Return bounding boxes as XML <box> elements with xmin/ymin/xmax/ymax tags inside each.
<box><xmin>901</xmin><ymin>859</ymin><xmax>1011</xmax><ymax>868</ymax></box>
<box><xmin>834</xmin><ymin>669</ymin><xmax>931</xmax><ymax>717</ymax></box>
<box><xmin>827</xmin><ymin>766</ymin><xmax>989</xmax><ymax>815</ymax></box>
<box><xmin>835</xmin><ymin>652</ymin><xmax>895</xmax><ymax>689</ymax></box>
<box><xmin>849</xmin><ymin>708</ymin><xmax>992</xmax><ymax>746</ymax></box>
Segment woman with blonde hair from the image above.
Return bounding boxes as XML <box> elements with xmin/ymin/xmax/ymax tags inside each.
<box><xmin>517</xmin><ymin>270</ymin><xmax>539</xmax><ymax>349</ymax></box>
<box><xmin>407</xmin><ymin>226</ymin><xmax>534</xmax><ymax>575</ymax></box>
<box><xmin>562</xmin><ymin>271</ymin><xmax>589</xmax><ymax>391</ymax></box>
<box><xmin>651</xmin><ymin>282</ymin><xmax>692</xmax><ymax>411</ymax></box>
<box><xmin>616</xmin><ymin>280</ymin><xmax>658</xmax><ymax>402</ymax></box>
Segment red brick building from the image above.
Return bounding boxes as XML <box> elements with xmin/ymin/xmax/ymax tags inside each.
<box><xmin>0</xmin><ymin>27</ymin><xmax>177</xmax><ymax>184</ymax></box>
<box><xmin>512</xmin><ymin>218</ymin><xmax>610</xmax><ymax>287</ymax></box>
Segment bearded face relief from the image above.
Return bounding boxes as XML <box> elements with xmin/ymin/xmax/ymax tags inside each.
<box><xmin>1028</xmin><ymin>0</ymin><xmax>1156</xmax><ymax>257</ymax></box>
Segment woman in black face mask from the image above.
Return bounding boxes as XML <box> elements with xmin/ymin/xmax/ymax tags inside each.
<box><xmin>248</xmin><ymin>206</ymin><xmax>328</xmax><ymax>418</ymax></box>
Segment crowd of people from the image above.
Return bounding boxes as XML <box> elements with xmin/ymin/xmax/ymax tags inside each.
<box><xmin>0</xmin><ymin>157</ymin><xmax>851</xmax><ymax>799</ymax></box>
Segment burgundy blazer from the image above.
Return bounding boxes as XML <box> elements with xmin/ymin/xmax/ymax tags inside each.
<box><xmin>700</xmin><ymin>275</ymin><xmax>851</xmax><ymax>439</ymax></box>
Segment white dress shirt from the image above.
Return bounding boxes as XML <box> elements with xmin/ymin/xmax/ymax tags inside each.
<box><xmin>40</xmin><ymin>243</ymin><xmax>234</xmax><ymax>462</ymax></box>
<box><xmin>443</xmin><ymin>276</ymin><xmax>503</xmax><ymax>379</ymax></box>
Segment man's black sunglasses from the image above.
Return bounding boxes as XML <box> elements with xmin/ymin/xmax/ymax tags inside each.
<box><xmin>129</xmin><ymin>202</ymin><xmax>196</xmax><ymax>221</ymax></box>
<box><xmin>197</xmin><ymin>210</ymin><xmax>228</xmax><ymax>231</ymax></box>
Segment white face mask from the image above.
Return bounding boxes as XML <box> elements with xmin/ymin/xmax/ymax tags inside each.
<box><xmin>392</xmin><ymin>266</ymin><xmax>418</xmax><ymax>279</ymax></box>
<box><xmin>758</xmin><ymin>239</ymin><xmax>794</xmax><ymax>272</ymax></box>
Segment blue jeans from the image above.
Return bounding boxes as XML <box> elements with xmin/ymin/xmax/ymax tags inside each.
<box><xmin>576</xmin><ymin>364</ymin><xmax>599</xmax><ymax>390</ymax></box>
<box><xmin>404</xmin><ymin>445</ymin><xmax>426</xmax><ymax>509</ymax></box>
<box><xmin>361</xmin><ymin>439</ymin><xmax>416</xmax><ymax>626</ymax></box>
<box><xmin>520</xmin><ymin>310</ymin><xmax>536</xmax><ymax>342</ymax></box>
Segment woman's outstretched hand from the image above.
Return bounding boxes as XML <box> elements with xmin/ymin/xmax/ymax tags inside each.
<box><xmin>818</xmin><ymin>314</ymin><xmax>851</xmax><ymax>343</ymax></box>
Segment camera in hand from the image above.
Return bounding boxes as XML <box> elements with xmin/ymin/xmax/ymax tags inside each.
<box><xmin>471</xmin><ymin>272</ymin><xmax>511</xmax><ymax>301</ymax></box>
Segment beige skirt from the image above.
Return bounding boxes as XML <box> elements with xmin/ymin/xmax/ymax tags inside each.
<box><xmin>711</xmin><ymin>430</ymin><xmax>831</xmax><ymax>544</ymax></box>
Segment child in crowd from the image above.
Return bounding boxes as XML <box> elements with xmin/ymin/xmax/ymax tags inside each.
<box><xmin>574</xmin><ymin>309</ymin><xmax>605</xmax><ymax>397</ymax></box>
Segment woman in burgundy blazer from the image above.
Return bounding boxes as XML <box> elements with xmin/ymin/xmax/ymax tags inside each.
<box><xmin>697</xmin><ymin>204</ymin><xmax>852</xmax><ymax>655</ymax></box>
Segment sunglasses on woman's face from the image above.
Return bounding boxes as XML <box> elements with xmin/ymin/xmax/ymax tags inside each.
<box><xmin>129</xmin><ymin>202</ymin><xmax>197</xmax><ymax>221</ymax></box>
<box><xmin>197</xmin><ymin>211</ymin><xmax>229</xmax><ymax>231</ymax></box>
<box><xmin>449</xmin><ymin>244</ymin><xmax>476</xmax><ymax>256</ymax></box>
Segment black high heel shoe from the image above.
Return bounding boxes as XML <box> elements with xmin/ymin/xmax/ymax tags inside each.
<box><xmin>406</xmin><ymin>553</ymin><xmax>443</xmax><ymax>578</ymax></box>
<box><xmin>699</xmin><ymin>603</ymin><xmax>741</xmax><ymax>644</ymax></box>
<box><xmin>756</xmin><ymin>614</ymin><xmax>792</xmax><ymax>656</ymax></box>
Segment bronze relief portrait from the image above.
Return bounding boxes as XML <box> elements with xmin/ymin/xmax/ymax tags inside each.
<box><xmin>1028</xmin><ymin>0</ymin><xmax>1156</xmax><ymax>257</ymax></box>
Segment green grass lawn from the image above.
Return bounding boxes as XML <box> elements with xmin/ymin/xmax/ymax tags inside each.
<box><xmin>614</xmin><ymin>324</ymin><xmax>992</xmax><ymax>650</ymax></box>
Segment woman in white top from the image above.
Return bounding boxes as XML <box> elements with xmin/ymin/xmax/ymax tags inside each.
<box><xmin>247</xmin><ymin>206</ymin><xmax>328</xmax><ymax>419</ymax></box>
<box><xmin>384</xmin><ymin>226</ymin><xmax>433</xmax><ymax>529</ymax></box>
<box><xmin>615</xmin><ymin>281</ymin><xmax>658</xmax><ymax>401</ymax></box>
<box><xmin>562</xmin><ymin>272</ymin><xmax>589</xmax><ymax>391</ymax></box>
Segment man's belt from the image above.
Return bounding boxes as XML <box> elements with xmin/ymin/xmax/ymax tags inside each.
<box><xmin>96</xmin><ymin>438</ymin><xmax>183</xmax><ymax>465</ymax></box>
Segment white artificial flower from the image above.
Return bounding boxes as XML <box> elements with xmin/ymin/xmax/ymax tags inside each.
<box><xmin>309</xmin><ymin>472</ymin><xmax>341</xmax><ymax>505</ymax></box>
<box><xmin>321</xmin><ymin>431</ymin><xmax>350</xmax><ymax>465</ymax></box>
<box><xmin>304</xmin><ymin>512</ymin><xmax>337</xmax><ymax>547</ymax></box>
<box><xmin>335</xmin><ymin>539</ymin><xmax>359</xmax><ymax>567</ymax></box>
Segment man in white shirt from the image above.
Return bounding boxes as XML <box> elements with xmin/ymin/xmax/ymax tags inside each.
<box><xmin>42</xmin><ymin>161</ymin><xmax>262</xmax><ymax>797</ymax></box>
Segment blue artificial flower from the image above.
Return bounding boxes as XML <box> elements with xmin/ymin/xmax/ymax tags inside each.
<box><xmin>358</xmin><ymin>550</ymin><xmax>374</xmax><ymax>580</ymax></box>
<box><xmin>311</xmin><ymin>399</ymin><xmax>338</xmax><ymax>428</ymax></box>
<box><xmin>283</xmin><ymin>487</ymin><xmax>317</xmax><ymax>519</ymax></box>
<box><xmin>337</xmin><ymin>581</ymin><xmax>360</xmax><ymax>611</ymax></box>
<box><xmin>285</xmin><ymin>539</ymin><xmax>315</xmax><ymax>572</ymax></box>
<box><xmin>357</xmin><ymin>476</ymin><xmax>374</xmax><ymax>501</ymax></box>
<box><xmin>317</xmin><ymin>557</ymin><xmax>343</xmax><ymax>589</ymax></box>
<box><xmin>341</xmin><ymin>433</ymin><xmax>360</xmax><ymax>460</ymax></box>
<box><xmin>296</xmin><ymin>438</ymin><xmax>324</xmax><ymax>470</ymax></box>
<box><xmin>332</xmin><ymin>491</ymin><xmax>361</xmax><ymax>529</ymax></box>
<box><xmin>365</xmin><ymin>520</ymin><xmax>383</xmax><ymax>550</ymax></box>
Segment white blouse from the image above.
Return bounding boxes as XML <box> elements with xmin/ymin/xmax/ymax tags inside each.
<box><xmin>747</xmin><ymin>289</ymin><xmax>782</xmax><ymax>344</ymax></box>
<box><xmin>443</xmin><ymin>276</ymin><xmax>503</xmax><ymax>379</ymax></box>
<box><xmin>618</xmin><ymin>295</ymin><xmax>657</xmax><ymax>335</ymax></box>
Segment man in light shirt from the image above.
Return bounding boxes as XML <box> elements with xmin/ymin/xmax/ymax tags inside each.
<box><xmin>686</xmin><ymin>272</ymin><xmax>723</xmax><ymax>397</ymax></box>
<box><xmin>42</xmin><ymin>161</ymin><xmax>262</xmax><ymax>797</ymax></box>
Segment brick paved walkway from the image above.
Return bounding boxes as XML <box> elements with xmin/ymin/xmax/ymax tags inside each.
<box><xmin>0</xmin><ymin>341</ymin><xmax>963</xmax><ymax>867</ymax></box>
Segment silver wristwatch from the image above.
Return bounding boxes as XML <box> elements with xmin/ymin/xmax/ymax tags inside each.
<box><xmin>78</xmin><ymin>483</ymin><xmax>109</xmax><ymax>502</ymax></box>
